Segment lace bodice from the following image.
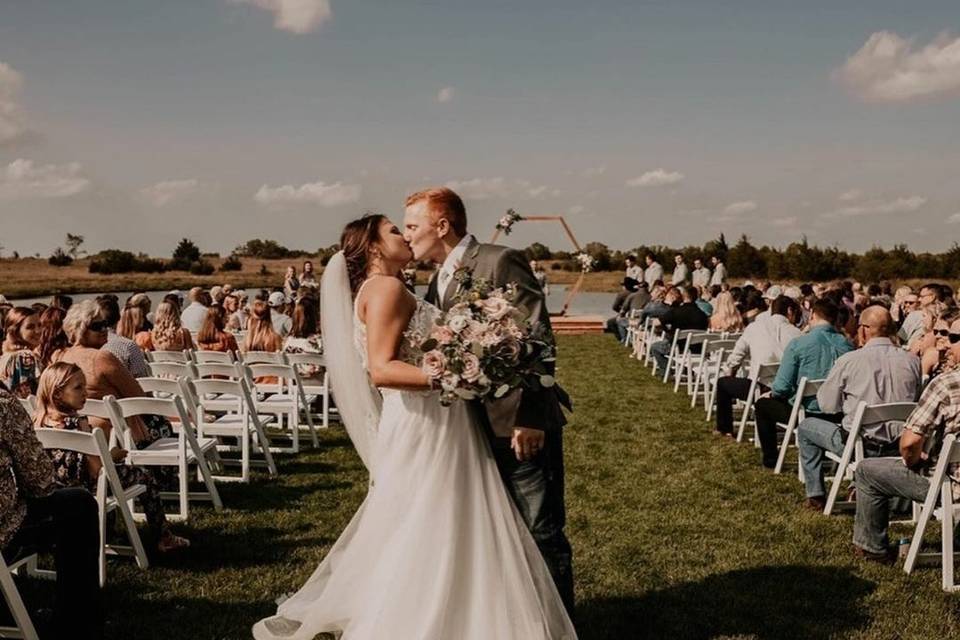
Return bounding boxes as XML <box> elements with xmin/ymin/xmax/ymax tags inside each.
<box><xmin>353</xmin><ymin>281</ymin><xmax>439</xmax><ymax>373</ymax></box>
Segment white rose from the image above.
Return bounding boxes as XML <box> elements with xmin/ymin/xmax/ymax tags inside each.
<box><xmin>448</xmin><ymin>315</ymin><xmax>469</xmax><ymax>333</ymax></box>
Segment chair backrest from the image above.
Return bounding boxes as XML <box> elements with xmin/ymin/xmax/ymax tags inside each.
<box><xmin>147</xmin><ymin>361</ymin><xmax>197</xmax><ymax>380</ymax></box>
<box><xmin>194</xmin><ymin>362</ymin><xmax>242</xmax><ymax>379</ymax></box>
<box><xmin>191</xmin><ymin>377</ymin><xmax>257</xmax><ymax>416</ymax></box>
<box><xmin>685</xmin><ymin>331</ymin><xmax>713</xmax><ymax>348</ymax></box>
<box><xmin>137</xmin><ymin>376</ymin><xmax>182</xmax><ymax>398</ymax></box>
<box><xmin>283</xmin><ymin>352</ymin><xmax>325</xmax><ymax>368</ymax></box>
<box><xmin>849</xmin><ymin>400</ymin><xmax>917</xmax><ymax>431</ymax></box>
<box><xmin>800</xmin><ymin>378</ymin><xmax>826</xmax><ymax>399</ymax></box>
<box><xmin>239</xmin><ymin>351</ymin><xmax>285</xmax><ymax>364</ymax></box>
<box><xmin>754</xmin><ymin>362</ymin><xmax>780</xmax><ymax>386</ymax></box>
<box><xmin>192</xmin><ymin>350</ymin><xmax>235</xmax><ymax>364</ymax></box>
<box><xmin>703</xmin><ymin>339</ymin><xmax>738</xmax><ymax>356</ymax></box>
<box><xmin>245</xmin><ymin>362</ymin><xmax>297</xmax><ymax>383</ymax></box>
<box><xmin>80</xmin><ymin>398</ymin><xmax>112</xmax><ymax>420</ymax></box>
<box><xmin>33</xmin><ymin>425</ymin><xmax>108</xmax><ymax>458</ymax></box>
<box><xmin>17</xmin><ymin>395</ymin><xmax>36</xmax><ymax>415</ymax></box>
<box><xmin>146</xmin><ymin>349</ymin><xmax>190</xmax><ymax>363</ymax></box>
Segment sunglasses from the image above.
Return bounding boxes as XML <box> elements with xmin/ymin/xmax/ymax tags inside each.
<box><xmin>951</xmin><ymin>334</ymin><xmax>960</xmax><ymax>344</ymax></box>
<box><xmin>88</xmin><ymin>319</ymin><xmax>110</xmax><ymax>332</ymax></box>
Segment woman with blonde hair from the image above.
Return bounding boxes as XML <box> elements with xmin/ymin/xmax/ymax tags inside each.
<box><xmin>197</xmin><ymin>305</ymin><xmax>240</xmax><ymax>353</ymax></box>
<box><xmin>135</xmin><ymin>301</ymin><xmax>195</xmax><ymax>352</ymax></box>
<box><xmin>709</xmin><ymin>291</ymin><xmax>744</xmax><ymax>333</ymax></box>
<box><xmin>243</xmin><ymin>300</ymin><xmax>282</xmax><ymax>353</ymax></box>
<box><xmin>116</xmin><ymin>304</ymin><xmax>147</xmax><ymax>340</ymax></box>
<box><xmin>0</xmin><ymin>306</ymin><xmax>41</xmax><ymax>397</ymax></box>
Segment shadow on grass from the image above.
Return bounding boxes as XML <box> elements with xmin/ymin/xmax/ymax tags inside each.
<box><xmin>578</xmin><ymin>565</ymin><xmax>875</xmax><ymax>640</ymax></box>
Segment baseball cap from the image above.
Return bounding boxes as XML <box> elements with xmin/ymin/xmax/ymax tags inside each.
<box><xmin>763</xmin><ymin>285</ymin><xmax>783</xmax><ymax>300</ymax></box>
<box><xmin>268</xmin><ymin>291</ymin><xmax>286</xmax><ymax>307</ymax></box>
<box><xmin>783</xmin><ymin>286</ymin><xmax>802</xmax><ymax>300</ymax></box>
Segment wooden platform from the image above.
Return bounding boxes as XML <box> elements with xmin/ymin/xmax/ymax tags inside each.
<box><xmin>550</xmin><ymin>314</ymin><xmax>606</xmax><ymax>335</ymax></box>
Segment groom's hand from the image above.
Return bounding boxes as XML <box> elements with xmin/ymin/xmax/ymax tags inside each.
<box><xmin>511</xmin><ymin>427</ymin><xmax>545</xmax><ymax>462</ymax></box>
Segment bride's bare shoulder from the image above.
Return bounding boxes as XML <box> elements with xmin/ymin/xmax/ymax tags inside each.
<box><xmin>357</xmin><ymin>277</ymin><xmax>415</xmax><ymax>320</ymax></box>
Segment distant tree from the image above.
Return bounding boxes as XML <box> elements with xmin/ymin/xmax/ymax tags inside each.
<box><xmin>173</xmin><ymin>238</ymin><xmax>201</xmax><ymax>263</ymax></box>
<box><xmin>65</xmin><ymin>233</ymin><xmax>85</xmax><ymax>259</ymax></box>
<box><xmin>524</xmin><ymin>242</ymin><xmax>552</xmax><ymax>261</ymax></box>
<box><xmin>220</xmin><ymin>255</ymin><xmax>243</xmax><ymax>272</ymax></box>
<box><xmin>48</xmin><ymin>247</ymin><xmax>73</xmax><ymax>267</ymax></box>
<box><xmin>726</xmin><ymin>234</ymin><xmax>766</xmax><ymax>278</ymax></box>
<box><xmin>317</xmin><ymin>244</ymin><xmax>339</xmax><ymax>266</ymax></box>
<box><xmin>941</xmin><ymin>243</ymin><xmax>960</xmax><ymax>279</ymax></box>
<box><xmin>702</xmin><ymin>233</ymin><xmax>729</xmax><ymax>263</ymax></box>
<box><xmin>584</xmin><ymin>242</ymin><xmax>613</xmax><ymax>271</ymax></box>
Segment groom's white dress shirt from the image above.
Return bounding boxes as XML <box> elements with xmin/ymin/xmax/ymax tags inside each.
<box><xmin>437</xmin><ymin>234</ymin><xmax>475</xmax><ymax>297</ymax></box>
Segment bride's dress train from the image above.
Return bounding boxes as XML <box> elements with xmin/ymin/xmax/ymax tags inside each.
<box><xmin>253</xmin><ymin>278</ymin><xmax>576</xmax><ymax>640</ymax></box>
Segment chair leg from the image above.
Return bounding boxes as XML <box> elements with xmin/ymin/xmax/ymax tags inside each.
<box><xmin>904</xmin><ymin>480</ymin><xmax>940</xmax><ymax>575</ymax></box>
<box><xmin>0</xmin><ymin>567</ymin><xmax>40</xmax><ymax>640</ymax></box>
<box><xmin>942</xmin><ymin>484</ymin><xmax>955</xmax><ymax>591</ymax></box>
<box><xmin>774</xmin><ymin>419</ymin><xmax>796</xmax><ymax>474</ymax></box>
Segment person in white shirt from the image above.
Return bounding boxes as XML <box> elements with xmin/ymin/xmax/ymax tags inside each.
<box><xmin>709</xmin><ymin>256</ymin><xmax>727</xmax><ymax>287</ymax></box>
<box><xmin>712</xmin><ymin>295</ymin><xmax>802</xmax><ymax>436</ymax></box>
<box><xmin>643</xmin><ymin>254</ymin><xmax>664</xmax><ymax>289</ymax></box>
<box><xmin>180</xmin><ymin>287</ymin><xmax>210</xmax><ymax>334</ymax></box>
<box><xmin>624</xmin><ymin>255</ymin><xmax>643</xmax><ymax>282</ymax></box>
<box><xmin>670</xmin><ymin>254</ymin><xmax>689</xmax><ymax>286</ymax></box>
<box><xmin>691</xmin><ymin>259</ymin><xmax>711</xmax><ymax>290</ymax></box>
<box><xmin>267</xmin><ymin>291</ymin><xmax>293</xmax><ymax>338</ymax></box>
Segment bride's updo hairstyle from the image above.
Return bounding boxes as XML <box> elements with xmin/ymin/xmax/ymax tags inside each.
<box><xmin>340</xmin><ymin>213</ymin><xmax>388</xmax><ymax>295</ymax></box>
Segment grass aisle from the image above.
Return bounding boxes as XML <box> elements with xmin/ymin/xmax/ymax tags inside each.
<box><xmin>24</xmin><ymin>336</ymin><xmax>960</xmax><ymax>638</ymax></box>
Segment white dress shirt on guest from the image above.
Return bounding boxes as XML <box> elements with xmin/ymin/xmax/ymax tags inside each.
<box><xmin>644</xmin><ymin>262</ymin><xmax>664</xmax><ymax>289</ymax></box>
<box><xmin>723</xmin><ymin>312</ymin><xmax>801</xmax><ymax>379</ymax></box>
<box><xmin>671</xmin><ymin>262</ymin><xmax>689</xmax><ymax>285</ymax></box>
<box><xmin>625</xmin><ymin>264</ymin><xmax>644</xmax><ymax>281</ymax></box>
<box><xmin>710</xmin><ymin>262</ymin><xmax>727</xmax><ymax>286</ymax></box>
<box><xmin>692</xmin><ymin>267</ymin><xmax>712</xmax><ymax>289</ymax></box>
<box><xmin>180</xmin><ymin>302</ymin><xmax>208</xmax><ymax>334</ymax></box>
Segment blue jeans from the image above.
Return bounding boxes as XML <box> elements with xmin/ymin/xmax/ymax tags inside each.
<box><xmin>854</xmin><ymin>457</ymin><xmax>930</xmax><ymax>554</ymax></box>
<box><xmin>651</xmin><ymin>339</ymin><xmax>672</xmax><ymax>375</ymax></box>
<box><xmin>797</xmin><ymin>417</ymin><xmax>846</xmax><ymax>498</ymax></box>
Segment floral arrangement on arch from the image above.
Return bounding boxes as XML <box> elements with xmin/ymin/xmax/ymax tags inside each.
<box><xmin>495</xmin><ymin>209</ymin><xmax>524</xmax><ymax>235</ymax></box>
<box><xmin>575</xmin><ymin>252</ymin><xmax>596</xmax><ymax>273</ymax></box>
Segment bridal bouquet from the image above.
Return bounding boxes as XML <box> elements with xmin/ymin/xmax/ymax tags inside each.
<box><xmin>405</xmin><ymin>270</ymin><xmax>555</xmax><ymax>406</ymax></box>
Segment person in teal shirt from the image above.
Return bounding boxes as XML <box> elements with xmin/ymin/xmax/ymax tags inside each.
<box><xmin>754</xmin><ymin>299</ymin><xmax>854</xmax><ymax>468</ymax></box>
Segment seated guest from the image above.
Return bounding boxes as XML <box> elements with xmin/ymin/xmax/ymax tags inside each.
<box><xmin>35</xmin><ymin>306</ymin><xmax>69</xmax><ymax>370</ymax></box>
<box><xmin>708</xmin><ymin>292</ymin><xmax>744</xmax><ymax>333</ymax></box>
<box><xmin>126</xmin><ymin>292</ymin><xmax>153</xmax><ymax>331</ymax></box>
<box><xmin>739</xmin><ymin>289</ymin><xmax>767</xmax><ymax>325</ymax></box>
<box><xmin>921</xmin><ymin>314</ymin><xmax>960</xmax><ymax>380</ymax></box>
<box><xmin>96</xmin><ymin>296</ymin><xmax>150</xmax><ymax>378</ymax></box>
<box><xmin>117</xmin><ymin>303</ymin><xmax>148</xmax><ymax>340</ymax></box>
<box><xmin>136</xmin><ymin>301</ymin><xmax>196</xmax><ymax>353</ymax></box>
<box><xmin>899</xmin><ymin>283</ymin><xmax>951</xmax><ymax>346</ymax></box>
<box><xmin>694</xmin><ymin>287</ymin><xmax>713</xmax><ymax>316</ymax></box>
<box><xmin>196</xmin><ymin>306</ymin><xmax>240</xmax><ymax>354</ymax></box>
<box><xmin>795</xmin><ymin>306</ymin><xmax>921</xmax><ymax>510</ymax></box>
<box><xmin>49</xmin><ymin>294</ymin><xmax>73</xmax><ymax>311</ymax></box>
<box><xmin>268</xmin><ymin>292</ymin><xmax>293</xmax><ymax>338</ymax></box>
<box><xmin>639</xmin><ymin>285</ymin><xmax>671</xmax><ymax>324</ymax></box>
<box><xmin>180</xmin><ymin>287</ymin><xmax>210</xmax><ymax>334</ymax></box>
<box><xmin>34</xmin><ymin>363</ymin><xmax>189</xmax><ymax>552</ymax></box>
<box><xmin>0</xmin><ymin>382</ymin><xmax>103</xmax><ymax>638</ymax></box>
<box><xmin>0</xmin><ymin>307</ymin><xmax>40</xmax><ymax>397</ymax></box>
<box><xmin>284</xmin><ymin>297</ymin><xmax>324</xmax><ymax>381</ymax></box>
<box><xmin>611</xmin><ymin>278</ymin><xmax>639</xmax><ymax>316</ymax></box>
<box><xmin>852</xmin><ymin>368</ymin><xmax>960</xmax><ymax>563</ymax></box>
<box><xmin>607</xmin><ymin>279</ymin><xmax>644</xmax><ymax>340</ymax></box>
<box><xmin>754</xmin><ymin>300</ymin><xmax>854</xmax><ymax>468</ymax></box>
<box><xmin>650</xmin><ymin>286</ymin><xmax>708</xmax><ymax>375</ymax></box>
<box><xmin>713</xmin><ymin>296</ymin><xmax>801</xmax><ymax>436</ymax></box>
<box><xmin>244</xmin><ymin>300</ymin><xmax>283</xmax><ymax>353</ymax></box>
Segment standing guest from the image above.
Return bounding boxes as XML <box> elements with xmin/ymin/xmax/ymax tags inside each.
<box><xmin>244</xmin><ymin>300</ymin><xmax>283</xmax><ymax>353</ymax></box>
<box><xmin>643</xmin><ymin>253</ymin><xmax>664</xmax><ymax>290</ymax></box>
<box><xmin>35</xmin><ymin>306</ymin><xmax>69</xmax><ymax>370</ymax></box>
<box><xmin>0</xmin><ymin>383</ymin><xmax>103</xmax><ymax>638</ymax></box>
<box><xmin>49</xmin><ymin>294</ymin><xmax>73</xmax><ymax>311</ymax></box>
<box><xmin>180</xmin><ymin>287</ymin><xmax>209</xmax><ymax>334</ymax></box>
<box><xmin>852</xmin><ymin>368</ymin><xmax>960</xmax><ymax>563</ymax></box>
<box><xmin>116</xmin><ymin>304</ymin><xmax>148</xmax><ymax>340</ymax></box>
<box><xmin>624</xmin><ymin>255</ymin><xmax>643</xmax><ymax>282</ymax></box>
<box><xmin>670</xmin><ymin>254</ymin><xmax>689</xmax><ymax>286</ymax></box>
<box><xmin>795</xmin><ymin>307</ymin><xmax>921</xmax><ymax>511</ymax></box>
<box><xmin>0</xmin><ymin>307</ymin><xmax>40</xmax><ymax>397</ymax></box>
<box><xmin>691</xmin><ymin>258</ymin><xmax>712</xmax><ymax>290</ymax></box>
<box><xmin>753</xmin><ymin>300</ymin><xmax>853</xmax><ymax>468</ymax></box>
<box><xmin>196</xmin><ymin>306</ymin><xmax>240</xmax><ymax>354</ymax></box>
<box><xmin>650</xmin><ymin>286</ymin><xmax>708</xmax><ymax>374</ymax></box>
<box><xmin>268</xmin><ymin>292</ymin><xmax>293</xmax><ymax>338</ymax></box>
<box><xmin>33</xmin><ymin>363</ymin><xmax>189</xmax><ymax>552</ymax></box>
<box><xmin>714</xmin><ymin>296</ymin><xmax>801</xmax><ymax>437</ymax></box>
<box><xmin>283</xmin><ymin>296</ymin><xmax>324</xmax><ymax>381</ymax></box>
<box><xmin>136</xmin><ymin>301</ymin><xmax>195</xmax><ymax>353</ymax></box>
<box><xmin>96</xmin><ymin>297</ymin><xmax>150</xmax><ymax>379</ymax></box>
<box><xmin>530</xmin><ymin>260</ymin><xmax>550</xmax><ymax>296</ymax></box>
<box><xmin>300</xmin><ymin>260</ymin><xmax>319</xmax><ymax>289</ymax></box>
<box><xmin>126</xmin><ymin>293</ymin><xmax>153</xmax><ymax>331</ymax></box>
<box><xmin>709</xmin><ymin>292</ymin><xmax>744</xmax><ymax>333</ymax></box>
<box><xmin>283</xmin><ymin>266</ymin><xmax>300</xmax><ymax>300</ymax></box>
<box><xmin>709</xmin><ymin>255</ymin><xmax>727</xmax><ymax>287</ymax></box>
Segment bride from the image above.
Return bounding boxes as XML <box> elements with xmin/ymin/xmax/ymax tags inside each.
<box><xmin>253</xmin><ymin>214</ymin><xmax>576</xmax><ymax>640</ymax></box>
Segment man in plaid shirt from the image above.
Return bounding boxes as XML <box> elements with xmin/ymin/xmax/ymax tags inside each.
<box><xmin>853</xmin><ymin>369</ymin><xmax>960</xmax><ymax>563</ymax></box>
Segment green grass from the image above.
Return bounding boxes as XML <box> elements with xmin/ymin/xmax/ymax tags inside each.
<box><xmin>16</xmin><ymin>335</ymin><xmax>960</xmax><ymax>638</ymax></box>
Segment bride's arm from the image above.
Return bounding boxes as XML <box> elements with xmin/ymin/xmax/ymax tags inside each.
<box><xmin>361</xmin><ymin>277</ymin><xmax>433</xmax><ymax>391</ymax></box>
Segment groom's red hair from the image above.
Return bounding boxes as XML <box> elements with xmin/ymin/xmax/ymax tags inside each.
<box><xmin>405</xmin><ymin>187</ymin><xmax>468</xmax><ymax>237</ymax></box>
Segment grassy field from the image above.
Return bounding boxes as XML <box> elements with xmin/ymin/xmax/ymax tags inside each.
<box><xmin>15</xmin><ymin>335</ymin><xmax>960</xmax><ymax>639</ymax></box>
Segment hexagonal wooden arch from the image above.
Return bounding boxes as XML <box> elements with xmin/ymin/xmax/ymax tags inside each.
<box><xmin>491</xmin><ymin>215</ymin><xmax>584</xmax><ymax>317</ymax></box>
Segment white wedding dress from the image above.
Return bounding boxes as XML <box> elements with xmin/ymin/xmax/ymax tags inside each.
<box><xmin>252</xmin><ymin>272</ymin><xmax>577</xmax><ymax>640</ymax></box>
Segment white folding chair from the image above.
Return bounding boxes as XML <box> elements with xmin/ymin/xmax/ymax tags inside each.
<box><xmin>630</xmin><ymin>316</ymin><xmax>653</xmax><ymax>360</ymax></box>
<box><xmin>191</xmin><ymin>377</ymin><xmax>277</xmax><ymax>482</ymax></box>
<box><xmin>104</xmin><ymin>395</ymin><xmax>222</xmax><ymax>521</ymax></box>
<box><xmin>660</xmin><ymin>329</ymin><xmax>699</xmax><ymax>383</ymax></box>
<box><xmin>736</xmin><ymin>362</ymin><xmax>780</xmax><ymax>443</ymax></box>
<box><xmin>904</xmin><ymin>433</ymin><xmax>960</xmax><ymax>591</ymax></box>
<box><xmin>238</xmin><ymin>351</ymin><xmax>286</xmax><ymax>365</ymax></box>
<box><xmin>16</xmin><ymin>396</ymin><xmax>35</xmax><ymax>416</ymax></box>
<box><xmin>33</xmin><ymin>427</ymin><xmax>149</xmax><ymax>586</ymax></box>
<box><xmin>283</xmin><ymin>352</ymin><xmax>331</xmax><ymax>428</ymax></box>
<box><xmin>145</xmin><ymin>349</ymin><xmax>190</xmax><ymax>364</ymax></box>
<box><xmin>0</xmin><ymin>553</ymin><xmax>40</xmax><ymax>640</ymax></box>
<box><xmin>191</xmin><ymin>350</ymin><xmax>236</xmax><ymax>364</ymax></box>
<box><xmin>822</xmin><ymin>401</ymin><xmax>916</xmax><ymax>515</ymax></box>
<box><xmin>691</xmin><ymin>339</ymin><xmax>737</xmax><ymax>411</ymax></box>
<box><xmin>146</xmin><ymin>361</ymin><xmax>198</xmax><ymax>380</ymax></box>
<box><xmin>674</xmin><ymin>331</ymin><xmax>712</xmax><ymax>394</ymax></box>
<box><xmin>773</xmin><ymin>377</ymin><xmax>826</xmax><ymax>474</ymax></box>
<box><xmin>622</xmin><ymin>309</ymin><xmax>642</xmax><ymax>347</ymax></box>
<box><xmin>240</xmin><ymin>363</ymin><xmax>318</xmax><ymax>452</ymax></box>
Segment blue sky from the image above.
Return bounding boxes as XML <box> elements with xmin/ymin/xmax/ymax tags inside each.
<box><xmin>1</xmin><ymin>1</ymin><xmax>959</xmax><ymax>256</ymax></box>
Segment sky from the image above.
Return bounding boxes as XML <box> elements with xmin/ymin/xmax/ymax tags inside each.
<box><xmin>1</xmin><ymin>0</ymin><xmax>960</xmax><ymax>257</ymax></box>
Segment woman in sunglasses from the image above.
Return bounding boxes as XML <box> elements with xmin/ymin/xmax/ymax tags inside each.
<box><xmin>921</xmin><ymin>313</ymin><xmax>960</xmax><ymax>381</ymax></box>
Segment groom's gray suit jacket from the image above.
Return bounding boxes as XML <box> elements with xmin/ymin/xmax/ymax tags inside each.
<box><xmin>425</xmin><ymin>237</ymin><xmax>571</xmax><ymax>438</ymax></box>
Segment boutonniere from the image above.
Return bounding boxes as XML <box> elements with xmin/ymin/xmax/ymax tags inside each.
<box><xmin>452</xmin><ymin>264</ymin><xmax>473</xmax><ymax>294</ymax></box>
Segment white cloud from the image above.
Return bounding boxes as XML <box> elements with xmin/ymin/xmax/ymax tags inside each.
<box><xmin>723</xmin><ymin>200</ymin><xmax>758</xmax><ymax>215</ymax></box>
<box><xmin>581</xmin><ymin>165</ymin><xmax>606</xmax><ymax>178</ymax></box>
<box><xmin>0</xmin><ymin>62</ymin><xmax>29</xmax><ymax>146</ymax></box>
<box><xmin>232</xmin><ymin>0</ymin><xmax>332</xmax><ymax>34</ymax></box>
<box><xmin>946</xmin><ymin>212</ymin><xmax>960</xmax><ymax>224</ymax></box>
<box><xmin>443</xmin><ymin>177</ymin><xmax>551</xmax><ymax>200</ymax></box>
<box><xmin>626</xmin><ymin>168</ymin><xmax>684</xmax><ymax>188</ymax></box>
<box><xmin>835</xmin><ymin>31</ymin><xmax>960</xmax><ymax>103</ymax></box>
<box><xmin>769</xmin><ymin>216</ymin><xmax>797</xmax><ymax>228</ymax></box>
<box><xmin>827</xmin><ymin>195</ymin><xmax>927</xmax><ymax>218</ymax></box>
<box><xmin>0</xmin><ymin>159</ymin><xmax>91</xmax><ymax>200</ymax></box>
<box><xmin>254</xmin><ymin>180</ymin><xmax>360</xmax><ymax>207</ymax></box>
<box><xmin>139</xmin><ymin>179</ymin><xmax>205</xmax><ymax>207</ymax></box>
<box><xmin>838</xmin><ymin>188</ymin><xmax>862</xmax><ymax>202</ymax></box>
<box><xmin>436</xmin><ymin>86</ymin><xmax>455</xmax><ymax>103</ymax></box>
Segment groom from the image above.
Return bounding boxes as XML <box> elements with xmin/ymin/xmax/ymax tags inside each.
<box><xmin>403</xmin><ymin>187</ymin><xmax>575</xmax><ymax>614</ymax></box>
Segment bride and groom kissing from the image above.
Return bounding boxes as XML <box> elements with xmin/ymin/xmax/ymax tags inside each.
<box><xmin>253</xmin><ymin>187</ymin><xmax>576</xmax><ymax>639</ymax></box>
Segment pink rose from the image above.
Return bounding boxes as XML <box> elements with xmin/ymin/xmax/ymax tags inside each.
<box><xmin>479</xmin><ymin>296</ymin><xmax>511</xmax><ymax>320</ymax></box>
<box><xmin>461</xmin><ymin>353</ymin><xmax>482</xmax><ymax>383</ymax></box>
<box><xmin>421</xmin><ymin>350</ymin><xmax>447</xmax><ymax>379</ymax></box>
<box><xmin>431</xmin><ymin>325</ymin><xmax>456</xmax><ymax>345</ymax></box>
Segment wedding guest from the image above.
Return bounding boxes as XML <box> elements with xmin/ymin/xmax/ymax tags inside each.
<box><xmin>224</xmin><ymin>292</ymin><xmax>248</xmax><ymax>332</ymax></box>
<box><xmin>283</xmin><ymin>297</ymin><xmax>324</xmax><ymax>381</ymax></box>
<box><xmin>899</xmin><ymin>283</ymin><xmax>951</xmax><ymax>345</ymax></box>
<box><xmin>136</xmin><ymin>302</ymin><xmax>195</xmax><ymax>353</ymax></box>
<box><xmin>33</xmin><ymin>363</ymin><xmax>189</xmax><ymax>552</ymax></box>
<box><xmin>670</xmin><ymin>254</ymin><xmax>689</xmax><ymax>286</ymax></box>
<box><xmin>96</xmin><ymin>296</ymin><xmax>150</xmax><ymax>379</ymax></box>
<box><xmin>691</xmin><ymin>258</ymin><xmax>712</xmax><ymax>290</ymax></box>
<box><xmin>126</xmin><ymin>292</ymin><xmax>153</xmax><ymax>331</ymax></box>
<box><xmin>624</xmin><ymin>255</ymin><xmax>643</xmax><ymax>282</ymax></box>
<box><xmin>283</xmin><ymin>266</ymin><xmax>300</xmax><ymax>300</ymax></box>
<box><xmin>921</xmin><ymin>315</ymin><xmax>960</xmax><ymax>380</ymax></box>
<box><xmin>852</xmin><ymin>368</ymin><xmax>960</xmax><ymax>563</ymax></box>
<box><xmin>243</xmin><ymin>300</ymin><xmax>283</xmax><ymax>353</ymax></box>
<box><xmin>650</xmin><ymin>286</ymin><xmax>708</xmax><ymax>374</ymax></box>
<box><xmin>639</xmin><ymin>285</ymin><xmax>671</xmax><ymax>324</ymax></box>
<box><xmin>0</xmin><ymin>383</ymin><xmax>103</xmax><ymax>638</ymax></box>
<box><xmin>268</xmin><ymin>292</ymin><xmax>293</xmax><ymax>338</ymax></box>
<box><xmin>708</xmin><ymin>292</ymin><xmax>744</xmax><ymax>333</ymax></box>
<box><xmin>643</xmin><ymin>253</ymin><xmax>664</xmax><ymax>290</ymax></box>
<box><xmin>740</xmin><ymin>289</ymin><xmax>767</xmax><ymax>326</ymax></box>
<box><xmin>196</xmin><ymin>306</ymin><xmax>239</xmax><ymax>354</ymax></box>
<box><xmin>709</xmin><ymin>256</ymin><xmax>727</xmax><ymax>287</ymax></box>
<box><xmin>300</xmin><ymin>260</ymin><xmax>319</xmax><ymax>289</ymax></box>
<box><xmin>116</xmin><ymin>304</ymin><xmax>148</xmax><ymax>340</ymax></box>
<box><xmin>36</xmin><ymin>306</ymin><xmax>69</xmax><ymax>370</ymax></box>
<box><xmin>180</xmin><ymin>287</ymin><xmax>209</xmax><ymax>334</ymax></box>
<box><xmin>611</xmin><ymin>278</ymin><xmax>640</xmax><ymax>317</ymax></box>
<box><xmin>609</xmin><ymin>281</ymin><xmax>649</xmax><ymax>341</ymax></box>
<box><xmin>753</xmin><ymin>300</ymin><xmax>853</xmax><ymax>468</ymax></box>
<box><xmin>0</xmin><ymin>307</ymin><xmax>40</xmax><ymax>397</ymax></box>
<box><xmin>210</xmin><ymin>285</ymin><xmax>225</xmax><ymax>307</ymax></box>
<box><xmin>795</xmin><ymin>306</ymin><xmax>921</xmax><ymax>511</ymax></box>
<box><xmin>49</xmin><ymin>294</ymin><xmax>73</xmax><ymax>311</ymax></box>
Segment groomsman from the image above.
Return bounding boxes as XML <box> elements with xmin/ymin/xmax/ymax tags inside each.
<box><xmin>709</xmin><ymin>256</ymin><xmax>728</xmax><ymax>287</ymax></box>
<box><xmin>624</xmin><ymin>255</ymin><xmax>644</xmax><ymax>282</ymax></box>
<box><xmin>691</xmin><ymin>258</ymin><xmax>712</xmax><ymax>290</ymax></box>
<box><xmin>643</xmin><ymin>253</ymin><xmax>664</xmax><ymax>289</ymax></box>
<box><xmin>671</xmin><ymin>254</ymin><xmax>689</xmax><ymax>285</ymax></box>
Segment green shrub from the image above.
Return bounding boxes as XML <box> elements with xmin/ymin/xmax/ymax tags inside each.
<box><xmin>220</xmin><ymin>255</ymin><xmax>243</xmax><ymax>272</ymax></box>
<box><xmin>189</xmin><ymin>260</ymin><xmax>216</xmax><ymax>275</ymax></box>
<box><xmin>48</xmin><ymin>247</ymin><xmax>73</xmax><ymax>267</ymax></box>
